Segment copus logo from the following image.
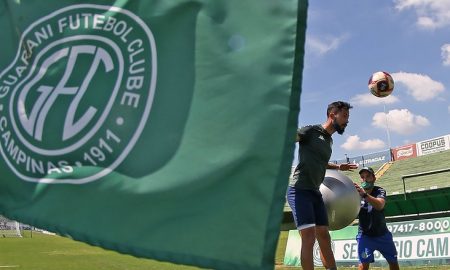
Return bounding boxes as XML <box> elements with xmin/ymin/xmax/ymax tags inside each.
<box><xmin>0</xmin><ymin>4</ymin><xmax>157</xmax><ymax>184</ymax></box>
<box><xmin>420</xmin><ymin>138</ymin><xmax>445</xmax><ymax>151</ymax></box>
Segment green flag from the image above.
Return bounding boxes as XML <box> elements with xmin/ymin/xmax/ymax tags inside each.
<box><xmin>0</xmin><ymin>1</ymin><xmax>307</xmax><ymax>269</ymax></box>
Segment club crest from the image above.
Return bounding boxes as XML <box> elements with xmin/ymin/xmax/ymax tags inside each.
<box><xmin>0</xmin><ymin>4</ymin><xmax>157</xmax><ymax>184</ymax></box>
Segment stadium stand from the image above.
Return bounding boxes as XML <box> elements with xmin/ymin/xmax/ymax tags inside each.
<box><xmin>377</xmin><ymin>149</ymin><xmax>450</xmax><ymax>194</ymax></box>
<box><xmin>374</xmin><ymin>161</ymin><xmax>393</xmax><ymax>178</ymax></box>
<box><xmin>340</xmin><ymin>149</ymin><xmax>450</xmax><ymax>195</ymax></box>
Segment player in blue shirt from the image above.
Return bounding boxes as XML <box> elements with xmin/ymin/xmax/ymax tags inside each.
<box><xmin>354</xmin><ymin>167</ymin><xmax>400</xmax><ymax>270</ymax></box>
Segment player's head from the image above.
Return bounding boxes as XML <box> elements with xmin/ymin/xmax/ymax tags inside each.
<box><xmin>327</xmin><ymin>101</ymin><xmax>352</xmax><ymax>135</ymax></box>
<box><xmin>359</xmin><ymin>166</ymin><xmax>376</xmax><ymax>190</ymax></box>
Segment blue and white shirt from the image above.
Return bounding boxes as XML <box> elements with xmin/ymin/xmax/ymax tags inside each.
<box><xmin>358</xmin><ymin>186</ymin><xmax>389</xmax><ymax>237</ymax></box>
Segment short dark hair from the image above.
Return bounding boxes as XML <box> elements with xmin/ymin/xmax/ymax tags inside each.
<box><xmin>327</xmin><ymin>101</ymin><xmax>352</xmax><ymax>117</ymax></box>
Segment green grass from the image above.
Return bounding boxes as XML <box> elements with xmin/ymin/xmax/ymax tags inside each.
<box><xmin>0</xmin><ymin>231</ymin><xmax>200</xmax><ymax>270</ymax></box>
<box><xmin>1</xmin><ymin>231</ymin><xmax>448</xmax><ymax>270</ymax></box>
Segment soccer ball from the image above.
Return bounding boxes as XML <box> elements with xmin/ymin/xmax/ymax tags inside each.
<box><xmin>368</xmin><ymin>71</ymin><xmax>394</xmax><ymax>97</ymax></box>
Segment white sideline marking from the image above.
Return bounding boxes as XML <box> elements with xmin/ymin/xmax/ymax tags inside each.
<box><xmin>0</xmin><ymin>266</ymin><xmax>20</xmax><ymax>268</ymax></box>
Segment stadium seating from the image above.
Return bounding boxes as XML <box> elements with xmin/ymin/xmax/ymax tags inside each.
<box><xmin>377</xmin><ymin>150</ymin><xmax>450</xmax><ymax>194</ymax></box>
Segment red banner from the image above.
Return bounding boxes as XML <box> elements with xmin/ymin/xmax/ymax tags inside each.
<box><xmin>392</xmin><ymin>144</ymin><xmax>417</xmax><ymax>161</ymax></box>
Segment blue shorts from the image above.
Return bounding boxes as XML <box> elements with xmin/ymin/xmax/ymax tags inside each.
<box><xmin>286</xmin><ymin>186</ymin><xmax>328</xmax><ymax>229</ymax></box>
<box><xmin>357</xmin><ymin>231</ymin><xmax>398</xmax><ymax>264</ymax></box>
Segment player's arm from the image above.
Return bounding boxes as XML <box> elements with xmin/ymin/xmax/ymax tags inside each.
<box><xmin>327</xmin><ymin>163</ymin><xmax>340</xmax><ymax>170</ymax></box>
<box><xmin>354</xmin><ymin>184</ymin><xmax>386</xmax><ymax>210</ymax></box>
<box><xmin>363</xmin><ymin>194</ymin><xmax>385</xmax><ymax>211</ymax></box>
<box><xmin>327</xmin><ymin>163</ymin><xmax>358</xmax><ymax>171</ymax></box>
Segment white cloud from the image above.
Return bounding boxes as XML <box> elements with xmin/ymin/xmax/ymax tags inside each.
<box><xmin>448</xmin><ymin>105</ymin><xmax>450</xmax><ymax>114</ymax></box>
<box><xmin>372</xmin><ymin>109</ymin><xmax>430</xmax><ymax>135</ymax></box>
<box><xmin>306</xmin><ymin>34</ymin><xmax>349</xmax><ymax>56</ymax></box>
<box><xmin>391</xmin><ymin>72</ymin><xmax>445</xmax><ymax>101</ymax></box>
<box><xmin>350</xmin><ymin>93</ymin><xmax>399</xmax><ymax>106</ymax></box>
<box><xmin>341</xmin><ymin>135</ymin><xmax>385</xmax><ymax>151</ymax></box>
<box><xmin>441</xmin><ymin>44</ymin><xmax>450</xmax><ymax>66</ymax></box>
<box><xmin>395</xmin><ymin>0</ymin><xmax>450</xmax><ymax>30</ymax></box>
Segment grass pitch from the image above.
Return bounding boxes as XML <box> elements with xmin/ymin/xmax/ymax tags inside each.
<box><xmin>1</xmin><ymin>231</ymin><xmax>449</xmax><ymax>270</ymax></box>
<box><xmin>0</xmin><ymin>231</ymin><xmax>199</xmax><ymax>270</ymax></box>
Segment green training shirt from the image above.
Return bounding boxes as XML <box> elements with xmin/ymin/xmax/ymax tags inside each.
<box><xmin>291</xmin><ymin>124</ymin><xmax>333</xmax><ymax>190</ymax></box>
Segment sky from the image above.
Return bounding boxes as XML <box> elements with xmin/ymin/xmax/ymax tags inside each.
<box><xmin>299</xmin><ymin>0</ymin><xmax>450</xmax><ymax>161</ymax></box>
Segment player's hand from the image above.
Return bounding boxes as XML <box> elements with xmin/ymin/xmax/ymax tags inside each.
<box><xmin>339</xmin><ymin>163</ymin><xmax>358</xmax><ymax>171</ymax></box>
<box><xmin>354</xmin><ymin>183</ymin><xmax>366</xmax><ymax>197</ymax></box>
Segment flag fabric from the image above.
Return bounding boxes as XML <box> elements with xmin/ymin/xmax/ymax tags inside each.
<box><xmin>0</xmin><ymin>1</ymin><xmax>307</xmax><ymax>269</ymax></box>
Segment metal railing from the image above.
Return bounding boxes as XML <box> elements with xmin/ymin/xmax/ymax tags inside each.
<box><xmin>401</xmin><ymin>168</ymin><xmax>450</xmax><ymax>199</ymax></box>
